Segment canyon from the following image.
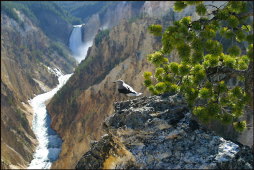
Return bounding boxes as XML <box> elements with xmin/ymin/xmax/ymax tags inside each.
<box><xmin>1</xmin><ymin>2</ymin><xmax>76</xmax><ymax>169</ymax></box>
<box><xmin>48</xmin><ymin>1</ymin><xmax>253</xmax><ymax>169</ymax></box>
<box><xmin>1</xmin><ymin>1</ymin><xmax>253</xmax><ymax>169</ymax></box>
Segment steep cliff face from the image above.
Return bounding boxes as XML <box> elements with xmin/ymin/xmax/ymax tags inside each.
<box><xmin>47</xmin><ymin>1</ymin><xmax>253</xmax><ymax>169</ymax></box>
<box><xmin>29</xmin><ymin>5</ymin><xmax>73</xmax><ymax>44</ymax></box>
<box><xmin>1</xmin><ymin>8</ymin><xmax>76</xmax><ymax>169</ymax></box>
<box><xmin>75</xmin><ymin>94</ymin><xmax>253</xmax><ymax>169</ymax></box>
<box><xmin>55</xmin><ymin>1</ymin><xmax>112</xmax><ymax>23</ymax></box>
<box><xmin>81</xmin><ymin>1</ymin><xmax>145</xmax><ymax>60</ymax></box>
<box><xmin>48</xmin><ymin>17</ymin><xmax>163</xmax><ymax>168</ymax></box>
<box><xmin>1</xmin><ymin>82</ymin><xmax>36</xmax><ymax>169</ymax></box>
<box><xmin>3</xmin><ymin>1</ymin><xmax>80</xmax><ymax>45</ymax></box>
<box><xmin>80</xmin><ymin>1</ymin><xmax>224</xmax><ymax>61</ymax></box>
<box><xmin>141</xmin><ymin>1</ymin><xmax>175</xmax><ymax>18</ymax></box>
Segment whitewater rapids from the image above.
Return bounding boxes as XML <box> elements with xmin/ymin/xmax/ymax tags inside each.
<box><xmin>28</xmin><ymin>73</ymin><xmax>72</xmax><ymax>169</ymax></box>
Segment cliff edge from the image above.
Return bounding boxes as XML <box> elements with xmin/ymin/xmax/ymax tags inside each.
<box><xmin>75</xmin><ymin>94</ymin><xmax>253</xmax><ymax>169</ymax></box>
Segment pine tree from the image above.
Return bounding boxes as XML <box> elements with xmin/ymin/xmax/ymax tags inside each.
<box><xmin>144</xmin><ymin>1</ymin><xmax>253</xmax><ymax>132</ymax></box>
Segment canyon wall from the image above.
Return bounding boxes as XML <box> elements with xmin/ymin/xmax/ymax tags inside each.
<box><xmin>47</xmin><ymin>1</ymin><xmax>253</xmax><ymax>169</ymax></box>
<box><xmin>48</xmin><ymin>16</ymin><xmax>163</xmax><ymax>168</ymax></box>
<box><xmin>1</xmin><ymin>7</ymin><xmax>76</xmax><ymax>169</ymax></box>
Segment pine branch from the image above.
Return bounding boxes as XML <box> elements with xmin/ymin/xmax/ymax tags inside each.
<box><xmin>206</xmin><ymin>66</ymin><xmax>246</xmax><ymax>77</ymax></box>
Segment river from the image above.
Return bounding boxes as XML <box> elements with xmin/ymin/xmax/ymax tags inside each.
<box><xmin>28</xmin><ymin>72</ymin><xmax>72</xmax><ymax>169</ymax></box>
<box><xmin>28</xmin><ymin>23</ymin><xmax>90</xmax><ymax>169</ymax></box>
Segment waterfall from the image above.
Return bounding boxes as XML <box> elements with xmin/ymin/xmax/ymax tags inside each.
<box><xmin>28</xmin><ymin>70</ymin><xmax>72</xmax><ymax>169</ymax></box>
<box><xmin>28</xmin><ymin>23</ymin><xmax>94</xmax><ymax>169</ymax></box>
<box><xmin>69</xmin><ymin>25</ymin><xmax>92</xmax><ymax>63</ymax></box>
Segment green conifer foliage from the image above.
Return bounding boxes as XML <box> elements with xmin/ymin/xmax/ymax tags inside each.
<box><xmin>144</xmin><ymin>1</ymin><xmax>253</xmax><ymax>132</ymax></box>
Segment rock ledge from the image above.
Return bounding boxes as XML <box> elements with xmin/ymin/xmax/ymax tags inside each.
<box><xmin>76</xmin><ymin>94</ymin><xmax>253</xmax><ymax>169</ymax></box>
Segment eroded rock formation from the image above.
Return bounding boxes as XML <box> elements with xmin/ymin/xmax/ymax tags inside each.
<box><xmin>76</xmin><ymin>94</ymin><xmax>253</xmax><ymax>169</ymax></box>
<box><xmin>1</xmin><ymin>7</ymin><xmax>76</xmax><ymax>169</ymax></box>
<box><xmin>48</xmin><ymin>1</ymin><xmax>253</xmax><ymax>168</ymax></box>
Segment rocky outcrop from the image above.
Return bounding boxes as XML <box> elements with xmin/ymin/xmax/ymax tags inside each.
<box><xmin>48</xmin><ymin>16</ymin><xmax>163</xmax><ymax>168</ymax></box>
<box><xmin>76</xmin><ymin>94</ymin><xmax>253</xmax><ymax>169</ymax></box>
<box><xmin>48</xmin><ymin>1</ymin><xmax>253</xmax><ymax>169</ymax></box>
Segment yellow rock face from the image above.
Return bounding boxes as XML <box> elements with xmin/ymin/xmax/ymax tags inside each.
<box><xmin>48</xmin><ymin>17</ymin><xmax>164</xmax><ymax>169</ymax></box>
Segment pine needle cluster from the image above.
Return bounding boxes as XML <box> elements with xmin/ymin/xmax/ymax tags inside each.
<box><xmin>144</xmin><ymin>1</ymin><xmax>253</xmax><ymax>132</ymax></box>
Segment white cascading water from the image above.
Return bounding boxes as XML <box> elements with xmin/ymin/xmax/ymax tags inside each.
<box><xmin>28</xmin><ymin>69</ymin><xmax>72</xmax><ymax>169</ymax></box>
<box><xmin>29</xmin><ymin>23</ymin><xmax>93</xmax><ymax>169</ymax></box>
<box><xmin>69</xmin><ymin>25</ymin><xmax>92</xmax><ymax>63</ymax></box>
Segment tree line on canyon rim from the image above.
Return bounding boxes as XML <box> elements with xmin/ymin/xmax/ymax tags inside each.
<box><xmin>1</xmin><ymin>1</ymin><xmax>81</xmax><ymax>25</ymax></box>
<box><xmin>144</xmin><ymin>1</ymin><xmax>253</xmax><ymax>132</ymax></box>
